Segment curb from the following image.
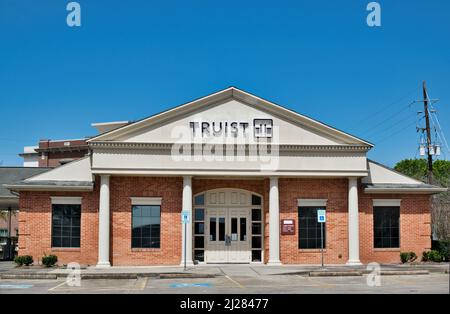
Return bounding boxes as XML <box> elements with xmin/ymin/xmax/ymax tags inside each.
<box><xmin>1</xmin><ymin>273</ymin><xmax>57</xmax><ymax>280</ymax></box>
<box><xmin>158</xmin><ymin>273</ymin><xmax>216</xmax><ymax>279</ymax></box>
<box><xmin>309</xmin><ymin>271</ymin><xmax>362</xmax><ymax>277</ymax></box>
<box><xmin>378</xmin><ymin>270</ymin><xmax>429</xmax><ymax>276</ymax></box>
<box><xmin>1</xmin><ymin>272</ymin><xmax>216</xmax><ymax>280</ymax></box>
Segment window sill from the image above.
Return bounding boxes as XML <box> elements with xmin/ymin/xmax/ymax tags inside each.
<box><xmin>373</xmin><ymin>248</ymin><xmax>401</xmax><ymax>252</ymax></box>
<box><xmin>131</xmin><ymin>248</ymin><xmax>161</xmax><ymax>252</ymax></box>
<box><xmin>51</xmin><ymin>248</ymin><xmax>81</xmax><ymax>252</ymax></box>
<box><xmin>298</xmin><ymin>249</ymin><xmax>327</xmax><ymax>253</ymax></box>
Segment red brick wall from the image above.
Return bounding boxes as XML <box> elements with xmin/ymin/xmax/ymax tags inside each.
<box><xmin>278</xmin><ymin>178</ymin><xmax>432</xmax><ymax>265</ymax></box>
<box><xmin>359</xmin><ymin>192</ymin><xmax>431</xmax><ymax>264</ymax></box>
<box><xmin>38</xmin><ymin>150</ymin><xmax>88</xmax><ymax>168</ymax></box>
<box><xmin>17</xmin><ymin>176</ymin><xmax>432</xmax><ymax>266</ymax></box>
<box><xmin>18</xmin><ymin>184</ymin><xmax>100</xmax><ymax>266</ymax></box>
<box><xmin>110</xmin><ymin>177</ymin><xmax>183</xmax><ymax>266</ymax></box>
<box><xmin>279</xmin><ymin>178</ymin><xmax>349</xmax><ymax>264</ymax></box>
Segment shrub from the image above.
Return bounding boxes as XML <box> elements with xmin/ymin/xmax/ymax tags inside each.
<box><xmin>14</xmin><ymin>255</ymin><xmax>34</xmax><ymax>267</ymax></box>
<box><xmin>432</xmin><ymin>240</ymin><xmax>450</xmax><ymax>262</ymax></box>
<box><xmin>422</xmin><ymin>250</ymin><xmax>443</xmax><ymax>263</ymax></box>
<box><xmin>400</xmin><ymin>252</ymin><xmax>417</xmax><ymax>264</ymax></box>
<box><xmin>42</xmin><ymin>255</ymin><xmax>58</xmax><ymax>267</ymax></box>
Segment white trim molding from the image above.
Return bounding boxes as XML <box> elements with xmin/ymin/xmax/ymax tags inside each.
<box><xmin>297</xmin><ymin>199</ymin><xmax>328</xmax><ymax>207</ymax></box>
<box><xmin>130</xmin><ymin>197</ymin><xmax>162</xmax><ymax>206</ymax></box>
<box><xmin>51</xmin><ymin>196</ymin><xmax>82</xmax><ymax>205</ymax></box>
<box><xmin>373</xmin><ymin>199</ymin><xmax>402</xmax><ymax>207</ymax></box>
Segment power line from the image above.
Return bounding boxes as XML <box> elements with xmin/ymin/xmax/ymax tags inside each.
<box><xmin>426</xmin><ymin>91</ymin><xmax>450</xmax><ymax>153</ymax></box>
<box><xmin>366</xmin><ymin>114</ymin><xmax>418</xmax><ymax>140</ymax></box>
<box><xmin>358</xmin><ymin>86</ymin><xmax>418</xmax><ymax>124</ymax></box>
<box><xmin>374</xmin><ymin>119</ymin><xmax>420</xmax><ymax>144</ymax></box>
<box><xmin>362</xmin><ymin>103</ymin><xmax>415</xmax><ymax>137</ymax></box>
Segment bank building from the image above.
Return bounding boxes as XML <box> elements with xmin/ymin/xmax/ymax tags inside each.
<box><xmin>6</xmin><ymin>87</ymin><xmax>446</xmax><ymax>267</ymax></box>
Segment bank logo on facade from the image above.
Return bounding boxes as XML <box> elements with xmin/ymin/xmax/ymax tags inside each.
<box><xmin>254</xmin><ymin>119</ymin><xmax>273</xmax><ymax>138</ymax></box>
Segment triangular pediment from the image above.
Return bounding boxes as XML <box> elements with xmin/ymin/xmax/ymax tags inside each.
<box><xmin>88</xmin><ymin>87</ymin><xmax>372</xmax><ymax>147</ymax></box>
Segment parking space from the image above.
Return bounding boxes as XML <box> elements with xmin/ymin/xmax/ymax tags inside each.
<box><xmin>0</xmin><ymin>273</ymin><xmax>448</xmax><ymax>294</ymax></box>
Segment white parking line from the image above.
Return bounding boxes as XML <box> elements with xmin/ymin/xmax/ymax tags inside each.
<box><xmin>225</xmin><ymin>275</ymin><xmax>245</xmax><ymax>288</ymax></box>
<box><xmin>48</xmin><ymin>281</ymin><xmax>67</xmax><ymax>292</ymax></box>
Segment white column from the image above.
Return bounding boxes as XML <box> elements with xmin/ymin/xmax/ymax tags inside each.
<box><xmin>97</xmin><ymin>175</ymin><xmax>111</xmax><ymax>267</ymax></box>
<box><xmin>268</xmin><ymin>177</ymin><xmax>282</xmax><ymax>265</ymax></box>
<box><xmin>180</xmin><ymin>176</ymin><xmax>194</xmax><ymax>266</ymax></box>
<box><xmin>347</xmin><ymin>177</ymin><xmax>362</xmax><ymax>265</ymax></box>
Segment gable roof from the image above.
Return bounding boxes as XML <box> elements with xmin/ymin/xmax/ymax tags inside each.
<box><xmin>87</xmin><ymin>87</ymin><xmax>373</xmax><ymax>147</ymax></box>
<box><xmin>363</xmin><ymin>160</ymin><xmax>447</xmax><ymax>194</ymax></box>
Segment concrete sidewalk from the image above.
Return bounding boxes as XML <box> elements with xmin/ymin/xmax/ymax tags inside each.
<box><xmin>1</xmin><ymin>262</ymin><xmax>448</xmax><ymax>280</ymax></box>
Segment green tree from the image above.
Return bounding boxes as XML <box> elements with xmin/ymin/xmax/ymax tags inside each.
<box><xmin>433</xmin><ymin>160</ymin><xmax>450</xmax><ymax>187</ymax></box>
<box><xmin>394</xmin><ymin>159</ymin><xmax>427</xmax><ymax>182</ymax></box>
<box><xmin>394</xmin><ymin>159</ymin><xmax>450</xmax><ymax>240</ymax></box>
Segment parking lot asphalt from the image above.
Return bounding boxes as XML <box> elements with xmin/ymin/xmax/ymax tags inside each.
<box><xmin>0</xmin><ymin>273</ymin><xmax>448</xmax><ymax>294</ymax></box>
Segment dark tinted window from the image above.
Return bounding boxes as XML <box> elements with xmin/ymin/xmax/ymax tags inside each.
<box><xmin>52</xmin><ymin>204</ymin><xmax>81</xmax><ymax>248</ymax></box>
<box><xmin>374</xmin><ymin>206</ymin><xmax>400</xmax><ymax>248</ymax></box>
<box><xmin>252</xmin><ymin>209</ymin><xmax>262</xmax><ymax>221</ymax></box>
<box><xmin>298</xmin><ymin>207</ymin><xmax>326</xmax><ymax>249</ymax></box>
<box><xmin>132</xmin><ymin>205</ymin><xmax>161</xmax><ymax>248</ymax></box>
<box><xmin>194</xmin><ymin>194</ymin><xmax>205</xmax><ymax>205</ymax></box>
<box><xmin>252</xmin><ymin>195</ymin><xmax>262</xmax><ymax>206</ymax></box>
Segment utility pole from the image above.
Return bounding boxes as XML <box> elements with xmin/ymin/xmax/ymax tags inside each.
<box><xmin>422</xmin><ymin>81</ymin><xmax>434</xmax><ymax>184</ymax></box>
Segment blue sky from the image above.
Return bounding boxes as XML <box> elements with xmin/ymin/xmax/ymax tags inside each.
<box><xmin>0</xmin><ymin>0</ymin><xmax>449</xmax><ymax>167</ymax></box>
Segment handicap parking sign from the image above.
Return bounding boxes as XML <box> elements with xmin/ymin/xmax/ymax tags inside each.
<box><xmin>181</xmin><ymin>211</ymin><xmax>190</xmax><ymax>224</ymax></box>
<box><xmin>317</xmin><ymin>209</ymin><xmax>326</xmax><ymax>223</ymax></box>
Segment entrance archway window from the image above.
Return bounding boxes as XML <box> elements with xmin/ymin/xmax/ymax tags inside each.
<box><xmin>194</xmin><ymin>208</ymin><xmax>205</xmax><ymax>260</ymax></box>
<box><xmin>251</xmin><ymin>195</ymin><xmax>263</xmax><ymax>262</ymax></box>
<box><xmin>194</xmin><ymin>194</ymin><xmax>205</xmax><ymax>206</ymax></box>
<box><xmin>252</xmin><ymin>195</ymin><xmax>262</xmax><ymax>206</ymax></box>
<box><xmin>194</xmin><ymin>196</ymin><xmax>205</xmax><ymax>262</ymax></box>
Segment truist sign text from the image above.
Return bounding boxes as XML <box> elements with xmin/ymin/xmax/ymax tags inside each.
<box><xmin>189</xmin><ymin>119</ymin><xmax>273</xmax><ymax>138</ymax></box>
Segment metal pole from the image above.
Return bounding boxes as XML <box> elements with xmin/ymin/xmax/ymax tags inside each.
<box><xmin>422</xmin><ymin>81</ymin><xmax>434</xmax><ymax>184</ymax></box>
<box><xmin>8</xmin><ymin>207</ymin><xmax>12</xmax><ymax>238</ymax></box>
<box><xmin>184</xmin><ymin>222</ymin><xmax>187</xmax><ymax>271</ymax></box>
<box><xmin>321</xmin><ymin>222</ymin><xmax>324</xmax><ymax>268</ymax></box>
<box><xmin>7</xmin><ymin>207</ymin><xmax>12</xmax><ymax>260</ymax></box>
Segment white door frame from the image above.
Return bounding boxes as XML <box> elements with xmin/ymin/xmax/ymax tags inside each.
<box><xmin>193</xmin><ymin>188</ymin><xmax>264</xmax><ymax>264</ymax></box>
<box><xmin>205</xmin><ymin>207</ymin><xmax>251</xmax><ymax>263</ymax></box>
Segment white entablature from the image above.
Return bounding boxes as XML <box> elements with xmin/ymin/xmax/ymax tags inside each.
<box><xmin>86</xmin><ymin>87</ymin><xmax>372</xmax><ymax>177</ymax></box>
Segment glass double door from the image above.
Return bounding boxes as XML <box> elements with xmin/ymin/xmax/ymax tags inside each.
<box><xmin>205</xmin><ymin>208</ymin><xmax>251</xmax><ymax>263</ymax></box>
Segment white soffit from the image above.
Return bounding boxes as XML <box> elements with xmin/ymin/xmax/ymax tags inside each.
<box><xmin>362</xmin><ymin>160</ymin><xmax>423</xmax><ymax>185</ymax></box>
<box><xmin>25</xmin><ymin>157</ymin><xmax>93</xmax><ymax>182</ymax></box>
<box><xmin>373</xmin><ymin>199</ymin><xmax>402</xmax><ymax>207</ymax></box>
<box><xmin>298</xmin><ymin>199</ymin><xmax>328</xmax><ymax>207</ymax></box>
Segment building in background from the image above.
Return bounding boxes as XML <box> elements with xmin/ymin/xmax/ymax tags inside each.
<box><xmin>20</xmin><ymin>146</ymin><xmax>39</xmax><ymax>167</ymax></box>
<box><xmin>0</xmin><ymin>167</ymin><xmax>50</xmax><ymax>259</ymax></box>
<box><xmin>19</xmin><ymin>121</ymin><xmax>130</xmax><ymax>168</ymax></box>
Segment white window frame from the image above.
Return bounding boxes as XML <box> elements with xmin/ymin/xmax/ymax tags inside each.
<box><xmin>130</xmin><ymin>197</ymin><xmax>162</xmax><ymax>206</ymax></box>
<box><xmin>373</xmin><ymin>199</ymin><xmax>401</xmax><ymax>207</ymax></box>
<box><xmin>51</xmin><ymin>196</ymin><xmax>82</xmax><ymax>205</ymax></box>
<box><xmin>297</xmin><ymin>199</ymin><xmax>328</xmax><ymax>207</ymax></box>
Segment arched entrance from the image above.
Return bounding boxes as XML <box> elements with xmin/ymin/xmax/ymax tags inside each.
<box><xmin>193</xmin><ymin>189</ymin><xmax>264</xmax><ymax>264</ymax></box>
